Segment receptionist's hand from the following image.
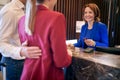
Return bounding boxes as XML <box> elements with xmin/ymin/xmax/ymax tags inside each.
<box><xmin>84</xmin><ymin>39</ymin><xmax>96</xmax><ymax>46</ymax></box>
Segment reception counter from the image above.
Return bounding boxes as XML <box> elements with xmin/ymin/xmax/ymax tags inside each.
<box><xmin>65</xmin><ymin>48</ymin><xmax>120</xmax><ymax>80</ymax></box>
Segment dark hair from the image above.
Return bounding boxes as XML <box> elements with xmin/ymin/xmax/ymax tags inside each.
<box><xmin>82</xmin><ymin>3</ymin><xmax>100</xmax><ymax>22</ymax></box>
<box><xmin>37</xmin><ymin>0</ymin><xmax>44</xmax><ymax>3</ymax></box>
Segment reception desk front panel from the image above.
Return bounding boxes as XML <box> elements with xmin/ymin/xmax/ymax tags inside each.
<box><xmin>65</xmin><ymin>48</ymin><xmax>120</xmax><ymax>80</ymax></box>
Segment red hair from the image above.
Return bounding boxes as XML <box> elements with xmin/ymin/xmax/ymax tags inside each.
<box><xmin>82</xmin><ymin>3</ymin><xmax>100</xmax><ymax>22</ymax></box>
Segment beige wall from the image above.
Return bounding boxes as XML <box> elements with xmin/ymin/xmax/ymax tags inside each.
<box><xmin>0</xmin><ymin>0</ymin><xmax>10</xmax><ymax>9</ymax></box>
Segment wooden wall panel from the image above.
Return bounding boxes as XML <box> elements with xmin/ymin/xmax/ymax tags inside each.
<box><xmin>55</xmin><ymin>0</ymin><xmax>80</xmax><ymax>39</ymax></box>
<box><xmin>108</xmin><ymin>0</ymin><xmax>120</xmax><ymax>46</ymax></box>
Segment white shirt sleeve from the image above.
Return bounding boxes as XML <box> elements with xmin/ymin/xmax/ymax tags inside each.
<box><xmin>0</xmin><ymin>10</ymin><xmax>25</xmax><ymax>60</ymax></box>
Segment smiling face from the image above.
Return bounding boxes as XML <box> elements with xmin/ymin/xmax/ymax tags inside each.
<box><xmin>83</xmin><ymin>7</ymin><xmax>95</xmax><ymax>23</ymax></box>
<box><xmin>82</xmin><ymin>3</ymin><xmax>100</xmax><ymax>22</ymax></box>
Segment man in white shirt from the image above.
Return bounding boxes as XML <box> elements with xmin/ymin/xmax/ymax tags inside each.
<box><xmin>0</xmin><ymin>0</ymin><xmax>41</xmax><ymax>80</ymax></box>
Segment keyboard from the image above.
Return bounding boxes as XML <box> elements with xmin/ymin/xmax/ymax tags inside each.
<box><xmin>96</xmin><ymin>47</ymin><xmax>120</xmax><ymax>55</ymax></box>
